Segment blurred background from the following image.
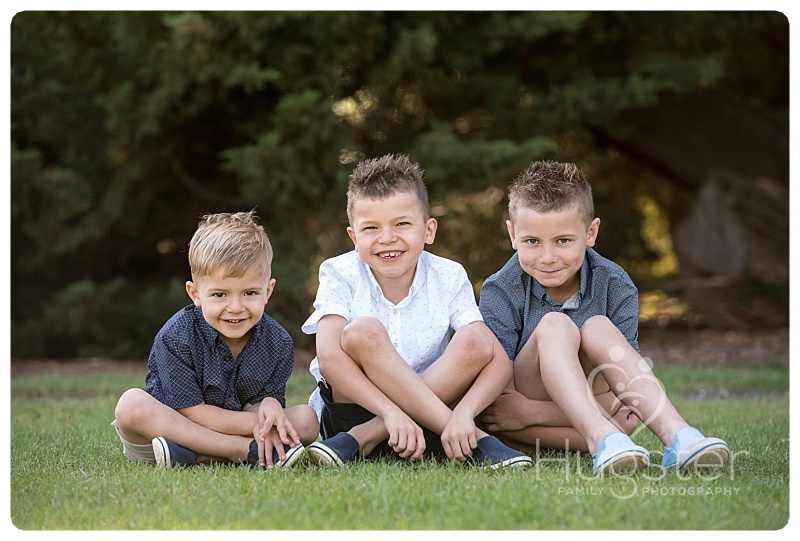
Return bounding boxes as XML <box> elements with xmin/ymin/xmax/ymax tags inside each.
<box><xmin>10</xmin><ymin>11</ymin><xmax>789</xmax><ymax>361</ymax></box>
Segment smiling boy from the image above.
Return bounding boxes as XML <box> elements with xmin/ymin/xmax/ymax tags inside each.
<box><xmin>112</xmin><ymin>211</ymin><xmax>319</xmax><ymax>469</ymax></box>
<box><xmin>479</xmin><ymin>160</ymin><xmax>730</xmax><ymax>474</ymax></box>
<box><xmin>303</xmin><ymin>154</ymin><xmax>531</xmax><ymax>468</ymax></box>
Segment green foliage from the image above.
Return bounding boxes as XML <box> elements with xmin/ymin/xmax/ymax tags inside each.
<box><xmin>10</xmin><ymin>11</ymin><xmax>788</xmax><ymax>357</ymax></box>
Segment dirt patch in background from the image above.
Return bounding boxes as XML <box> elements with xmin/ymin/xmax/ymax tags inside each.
<box><xmin>9</xmin><ymin>326</ymin><xmax>789</xmax><ymax>377</ymax></box>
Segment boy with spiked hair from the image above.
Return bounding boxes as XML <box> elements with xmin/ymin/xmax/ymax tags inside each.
<box><xmin>479</xmin><ymin>160</ymin><xmax>730</xmax><ymax>474</ymax></box>
<box><xmin>303</xmin><ymin>154</ymin><xmax>532</xmax><ymax>468</ymax></box>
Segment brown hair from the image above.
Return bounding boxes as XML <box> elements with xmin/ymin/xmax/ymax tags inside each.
<box><xmin>346</xmin><ymin>154</ymin><xmax>429</xmax><ymax>223</ymax></box>
<box><xmin>188</xmin><ymin>210</ymin><xmax>273</xmax><ymax>280</ymax></box>
<box><xmin>508</xmin><ymin>160</ymin><xmax>595</xmax><ymax>226</ymax></box>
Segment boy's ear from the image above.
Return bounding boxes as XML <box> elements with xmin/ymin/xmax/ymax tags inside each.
<box><xmin>185</xmin><ymin>281</ymin><xmax>201</xmax><ymax>306</ymax></box>
<box><xmin>424</xmin><ymin>217</ymin><xmax>438</xmax><ymax>245</ymax></box>
<box><xmin>346</xmin><ymin>226</ymin><xmax>357</xmax><ymax>248</ymax></box>
<box><xmin>586</xmin><ymin>217</ymin><xmax>601</xmax><ymax>247</ymax></box>
<box><xmin>506</xmin><ymin>220</ymin><xmax>517</xmax><ymax>250</ymax></box>
<box><xmin>264</xmin><ymin>278</ymin><xmax>276</xmax><ymax>305</ymax></box>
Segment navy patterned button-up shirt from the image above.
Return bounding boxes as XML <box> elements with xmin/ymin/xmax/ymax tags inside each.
<box><xmin>144</xmin><ymin>305</ymin><xmax>293</xmax><ymax>411</ymax></box>
<box><xmin>479</xmin><ymin>247</ymin><xmax>639</xmax><ymax>362</ymax></box>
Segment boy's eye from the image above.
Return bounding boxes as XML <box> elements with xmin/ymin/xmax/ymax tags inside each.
<box><xmin>211</xmin><ymin>292</ymin><xmax>225</xmax><ymax>298</ymax></box>
<box><xmin>557</xmin><ymin>238</ymin><xmax>571</xmax><ymax>244</ymax></box>
<box><xmin>525</xmin><ymin>239</ymin><xmax>539</xmax><ymax>245</ymax></box>
<box><xmin>397</xmin><ymin>221</ymin><xmax>411</xmax><ymax>227</ymax></box>
<box><xmin>244</xmin><ymin>290</ymin><xmax>258</xmax><ymax>296</ymax></box>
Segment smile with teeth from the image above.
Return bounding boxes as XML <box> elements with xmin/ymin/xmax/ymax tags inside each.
<box><xmin>378</xmin><ymin>251</ymin><xmax>403</xmax><ymax>259</ymax></box>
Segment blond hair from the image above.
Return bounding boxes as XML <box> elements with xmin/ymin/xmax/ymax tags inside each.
<box><xmin>188</xmin><ymin>210</ymin><xmax>273</xmax><ymax>280</ymax></box>
<box><xmin>346</xmin><ymin>154</ymin><xmax>429</xmax><ymax>223</ymax></box>
<box><xmin>508</xmin><ymin>160</ymin><xmax>595</xmax><ymax>226</ymax></box>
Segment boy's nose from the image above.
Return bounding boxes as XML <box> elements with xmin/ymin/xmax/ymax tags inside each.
<box><xmin>378</xmin><ymin>228</ymin><xmax>395</xmax><ymax>243</ymax></box>
<box><xmin>540</xmin><ymin>246</ymin><xmax>558</xmax><ymax>263</ymax></box>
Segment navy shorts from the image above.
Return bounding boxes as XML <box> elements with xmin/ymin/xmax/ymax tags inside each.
<box><xmin>317</xmin><ymin>381</ymin><xmax>447</xmax><ymax>459</ymax></box>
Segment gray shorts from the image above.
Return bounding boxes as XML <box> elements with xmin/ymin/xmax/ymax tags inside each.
<box><xmin>111</xmin><ymin>419</ymin><xmax>156</xmax><ymax>464</ymax></box>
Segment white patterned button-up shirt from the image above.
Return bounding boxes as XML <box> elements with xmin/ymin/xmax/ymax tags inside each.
<box><xmin>302</xmin><ymin>250</ymin><xmax>483</xmax><ymax>416</ymax></box>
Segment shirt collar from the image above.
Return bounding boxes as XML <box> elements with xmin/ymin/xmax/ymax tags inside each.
<box><xmin>364</xmin><ymin>251</ymin><xmax>426</xmax><ymax>306</ymax></box>
<box><xmin>531</xmin><ymin>250</ymin><xmax>591</xmax><ymax>305</ymax></box>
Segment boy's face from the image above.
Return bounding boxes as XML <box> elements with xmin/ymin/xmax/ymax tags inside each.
<box><xmin>185</xmin><ymin>269</ymin><xmax>275</xmax><ymax>353</ymax></box>
<box><xmin>347</xmin><ymin>190</ymin><xmax>437</xmax><ymax>295</ymax></box>
<box><xmin>507</xmin><ymin>205</ymin><xmax>600</xmax><ymax>303</ymax></box>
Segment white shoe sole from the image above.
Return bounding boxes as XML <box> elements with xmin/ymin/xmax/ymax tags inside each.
<box><xmin>596</xmin><ymin>450</ymin><xmax>650</xmax><ymax>475</ymax></box>
<box><xmin>307</xmin><ymin>441</ymin><xmax>344</xmax><ymax>466</ymax></box>
<box><xmin>152</xmin><ymin>437</ymin><xmax>172</xmax><ymax>468</ymax></box>
<box><xmin>275</xmin><ymin>445</ymin><xmax>305</xmax><ymax>468</ymax></box>
<box><xmin>485</xmin><ymin>455</ymin><xmax>534</xmax><ymax>470</ymax></box>
<box><xmin>678</xmin><ymin>439</ymin><xmax>730</xmax><ymax>470</ymax></box>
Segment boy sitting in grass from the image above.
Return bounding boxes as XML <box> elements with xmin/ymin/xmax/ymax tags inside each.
<box><xmin>479</xmin><ymin>160</ymin><xmax>730</xmax><ymax>474</ymax></box>
<box><xmin>303</xmin><ymin>154</ymin><xmax>531</xmax><ymax>468</ymax></box>
<box><xmin>112</xmin><ymin>211</ymin><xmax>319</xmax><ymax>469</ymax></box>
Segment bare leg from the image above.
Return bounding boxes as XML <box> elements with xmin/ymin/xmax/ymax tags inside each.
<box><xmin>513</xmin><ymin>312</ymin><xmax>622</xmax><ymax>454</ymax></box>
<box><xmin>114</xmin><ymin>388</ymin><xmax>251</xmax><ymax>463</ymax></box>
<box><xmin>336</xmin><ymin>318</ymin><xmax>498</xmax><ymax>457</ymax></box>
<box><xmin>284</xmin><ymin>404</ymin><xmax>323</xmax><ymax>445</ymax></box>
<box><xmin>579</xmin><ymin>315</ymin><xmax>688</xmax><ymax>446</ymax></box>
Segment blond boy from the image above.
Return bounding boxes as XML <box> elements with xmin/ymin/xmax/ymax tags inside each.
<box><xmin>113</xmin><ymin>211</ymin><xmax>319</xmax><ymax>469</ymax></box>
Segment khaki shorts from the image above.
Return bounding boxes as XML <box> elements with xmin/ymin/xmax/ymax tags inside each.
<box><xmin>111</xmin><ymin>419</ymin><xmax>156</xmax><ymax>464</ymax></box>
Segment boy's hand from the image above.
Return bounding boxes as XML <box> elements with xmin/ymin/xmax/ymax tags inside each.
<box><xmin>440</xmin><ymin>410</ymin><xmax>478</xmax><ymax>463</ymax></box>
<box><xmin>481</xmin><ymin>388</ymin><xmax>534</xmax><ymax>432</ymax></box>
<box><xmin>382</xmin><ymin>409</ymin><xmax>426</xmax><ymax>461</ymax></box>
<box><xmin>253</xmin><ymin>397</ymin><xmax>300</xmax><ymax>468</ymax></box>
<box><xmin>253</xmin><ymin>424</ymin><xmax>296</xmax><ymax>469</ymax></box>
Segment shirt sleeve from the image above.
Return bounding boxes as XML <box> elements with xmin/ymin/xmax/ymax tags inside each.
<box><xmin>479</xmin><ymin>275</ymin><xmax>524</xmax><ymax>362</ymax></box>
<box><xmin>607</xmin><ymin>274</ymin><xmax>640</xmax><ymax>352</ymax></box>
<box><xmin>301</xmin><ymin>257</ymin><xmax>353</xmax><ymax>335</ymax></box>
<box><xmin>449</xmin><ymin>265</ymin><xmax>484</xmax><ymax>330</ymax></box>
<box><xmin>145</xmin><ymin>328</ymin><xmax>204</xmax><ymax>410</ymax></box>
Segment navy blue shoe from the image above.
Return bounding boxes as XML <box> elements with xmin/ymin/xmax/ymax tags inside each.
<box><xmin>152</xmin><ymin>437</ymin><xmax>197</xmax><ymax>468</ymax></box>
<box><xmin>470</xmin><ymin>436</ymin><xmax>533</xmax><ymax>469</ymax></box>
<box><xmin>307</xmin><ymin>433</ymin><xmax>360</xmax><ymax>466</ymax></box>
<box><xmin>246</xmin><ymin>440</ymin><xmax>305</xmax><ymax>469</ymax></box>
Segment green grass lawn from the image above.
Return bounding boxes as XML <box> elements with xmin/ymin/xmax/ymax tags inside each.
<box><xmin>9</xmin><ymin>362</ymin><xmax>790</xmax><ymax>530</ymax></box>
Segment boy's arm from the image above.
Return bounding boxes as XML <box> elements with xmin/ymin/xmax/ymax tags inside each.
<box><xmin>316</xmin><ymin>314</ymin><xmax>424</xmax><ymax>456</ymax></box>
<box><xmin>178</xmin><ymin>403</ymin><xmax>258</xmax><ymax>436</ymax></box>
<box><xmin>478</xmin><ymin>277</ymin><xmax>523</xmax><ymax>362</ymax></box>
<box><xmin>317</xmin><ymin>314</ymin><xmax>405</xmax><ymax>417</ymax></box>
<box><xmin>449</xmin><ymin>321</ymin><xmax>513</xmax><ymax>423</ymax></box>
<box><xmin>607</xmin><ymin>275</ymin><xmax>640</xmax><ymax>350</ymax></box>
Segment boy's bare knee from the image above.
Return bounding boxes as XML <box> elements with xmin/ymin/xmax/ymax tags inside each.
<box><xmin>535</xmin><ymin>312</ymin><xmax>579</xmax><ymax>338</ymax></box>
<box><xmin>452</xmin><ymin>323</ymin><xmax>493</xmax><ymax>359</ymax></box>
<box><xmin>580</xmin><ymin>315</ymin><xmax>614</xmax><ymax>338</ymax></box>
<box><xmin>292</xmin><ymin>405</ymin><xmax>321</xmax><ymax>444</ymax></box>
<box><xmin>114</xmin><ymin>388</ymin><xmax>153</xmax><ymax>427</ymax></box>
<box><xmin>341</xmin><ymin>316</ymin><xmax>387</xmax><ymax>351</ymax></box>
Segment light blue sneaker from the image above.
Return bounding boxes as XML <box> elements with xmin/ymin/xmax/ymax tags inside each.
<box><xmin>662</xmin><ymin>426</ymin><xmax>730</xmax><ymax>470</ymax></box>
<box><xmin>592</xmin><ymin>432</ymin><xmax>650</xmax><ymax>474</ymax></box>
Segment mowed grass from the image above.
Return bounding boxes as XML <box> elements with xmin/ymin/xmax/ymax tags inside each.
<box><xmin>9</xmin><ymin>361</ymin><xmax>790</xmax><ymax>530</ymax></box>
